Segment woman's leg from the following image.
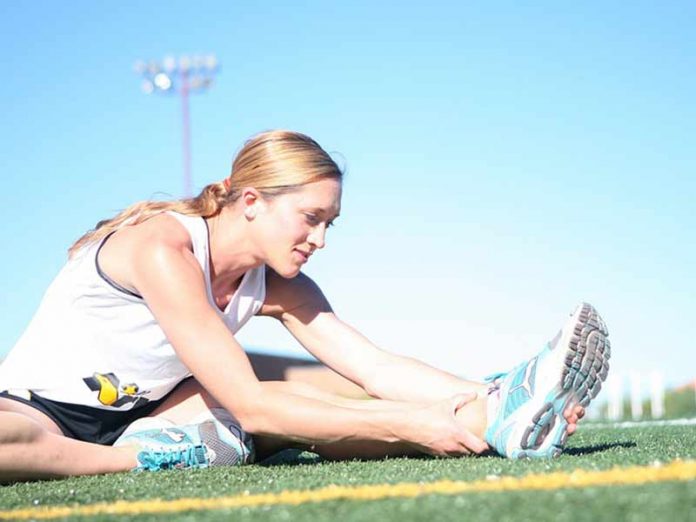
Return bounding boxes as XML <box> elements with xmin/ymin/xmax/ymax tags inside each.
<box><xmin>144</xmin><ymin>377</ymin><xmax>585</xmax><ymax>462</ymax></box>
<box><xmin>0</xmin><ymin>399</ymin><xmax>138</xmax><ymax>483</ymax></box>
<box><xmin>265</xmin><ymin>381</ymin><xmax>488</xmax><ymax>460</ymax></box>
<box><xmin>0</xmin><ymin>378</ymin><xmax>487</xmax><ymax>483</ymax></box>
<box><xmin>145</xmin><ymin>378</ymin><xmax>303</xmax><ymax>461</ymax></box>
<box><xmin>147</xmin><ymin>379</ymin><xmax>402</xmax><ymax>460</ymax></box>
<box><xmin>146</xmin><ymin>379</ymin><xmax>490</xmax><ymax>461</ymax></box>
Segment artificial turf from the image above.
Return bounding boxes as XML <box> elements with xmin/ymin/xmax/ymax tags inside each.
<box><xmin>0</xmin><ymin>423</ymin><xmax>694</xmax><ymax>521</ymax></box>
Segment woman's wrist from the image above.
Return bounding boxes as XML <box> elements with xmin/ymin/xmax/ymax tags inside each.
<box><xmin>368</xmin><ymin>407</ymin><xmax>415</xmax><ymax>445</ymax></box>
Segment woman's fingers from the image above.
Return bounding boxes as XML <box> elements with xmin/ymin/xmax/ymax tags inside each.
<box><xmin>563</xmin><ymin>405</ymin><xmax>586</xmax><ymax>422</ymax></box>
<box><xmin>412</xmin><ymin>393</ymin><xmax>491</xmax><ymax>457</ymax></box>
<box><xmin>450</xmin><ymin>393</ymin><xmax>489</xmax><ymax>455</ymax></box>
<box><xmin>451</xmin><ymin>392</ymin><xmax>478</xmax><ymax>412</ymax></box>
<box><xmin>457</xmin><ymin>429</ymin><xmax>489</xmax><ymax>454</ymax></box>
<box><xmin>561</xmin><ymin>404</ymin><xmax>586</xmax><ymax>437</ymax></box>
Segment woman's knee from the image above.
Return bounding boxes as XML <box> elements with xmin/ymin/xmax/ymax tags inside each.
<box><xmin>0</xmin><ymin>398</ymin><xmax>63</xmax><ymax>436</ymax></box>
<box><xmin>0</xmin><ymin>412</ymin><xmax>51</xmax><ymax>444</ymax></box>
<box><xmin>149</xmin><ymin>378</ymin><xmax>221</xmax><ymax>423</ymax></box>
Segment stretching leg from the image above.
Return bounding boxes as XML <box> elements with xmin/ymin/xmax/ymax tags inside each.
<box><xmin>266</xmin><ymin>383</ymin><xmax>585</xmax><ymax>460</ymax></box>
<box><xmin>271</xmin><ymin>381</ymin><xmax>488</xmax><ymax>460</ymax></box>
<box><xmin>147</xmin><ymin>379</ymin><xmax>489</xmax><ymax>461</ymax></box>
<box><xmin>148</xmin><ymin>378</ymin><xmax>583</xmax><ymax>461</ymax></box>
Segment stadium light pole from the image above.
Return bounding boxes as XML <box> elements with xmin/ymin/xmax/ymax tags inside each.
<box><xmin>134</xmin><ymin>55</ymin><xmax>219</xmax><ymax>197</ymax></box>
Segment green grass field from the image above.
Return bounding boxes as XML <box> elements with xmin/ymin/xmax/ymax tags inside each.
<box><xmin>1</xmin><ymin>421</ymin><xmax>694</xmax><ymax>521</ymax></box>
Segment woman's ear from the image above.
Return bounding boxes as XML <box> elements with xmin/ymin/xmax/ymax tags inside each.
<box><xmin>241</xmin><ymin>188</ymin><xmax>263</xmax><ymax>220</ymax></box>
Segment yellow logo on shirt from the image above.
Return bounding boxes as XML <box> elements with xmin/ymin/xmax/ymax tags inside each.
<box><xmin>83</xmin><ymin>372</ymin><xmax>148</xmax><ymax>407</ymax></box>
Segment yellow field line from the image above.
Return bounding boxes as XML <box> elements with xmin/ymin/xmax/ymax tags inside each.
<box><xmin>1</xmin><ymin>459</ymin><xmax>694</xmax><ymax>520</ymax></box>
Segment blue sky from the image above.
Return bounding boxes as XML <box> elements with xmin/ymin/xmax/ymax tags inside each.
<box><xmin>1</xmin><ymin>1</ymin><xmax>694</xmax><ymax>392</ymax></box>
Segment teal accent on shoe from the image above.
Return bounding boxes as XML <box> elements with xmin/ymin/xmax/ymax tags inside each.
<box><xmin>484</xmin><ymin>303</ymin><xmax>611</xmax><ymax>459</ymax></box>
<box><xmin>116</xmin><ymin>426</ymin><xmax>211</xmax><ymax>472</ymax></box>
<box><xmin>116</xmin><ymin>419</ymin><xmax>251</xmax><ymax>470</ymax></box>
<box><xmin>527</xmin><ymin>358</ymin><xmax>537</xmax><ymax>395</ymax></box>
<box><xmin>484</xmin><ymin>371</ymin><xmax>507</xmax><ymax>383</ymax></box>
<box><xmin>136</xmin><ymin>444</ymin><xmax>209</xmax><ymax>471</ymax></box>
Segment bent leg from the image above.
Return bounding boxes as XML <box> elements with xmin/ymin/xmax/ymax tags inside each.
<box><xmin>0</xmin><ymin>410</ymin><xmax>138</xmax><ymax>484</ymax></box>
<box><xmin>147</xmin><ymin>378</ymin><xmax>222</xmax><ymax>423</ymax></box>
<box><xmin>146</xmin><ymin>378</ymin><xmax>300</xmax><ymax>461</ymax></box>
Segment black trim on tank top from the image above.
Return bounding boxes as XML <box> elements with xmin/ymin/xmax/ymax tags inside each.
<box><xmin>95</xmin><ymin>231</ymin><xmax>143</xmax><ymax>299</ymax></box>
<box><xmin>203</xmin><ymin>217</ymin><xmax>213</xmax><ymax>269</ymax></box>
<box><xmin>203</xmin><ymin>217</ymin><xmax>210</xmax><ymax>245</ymax></box>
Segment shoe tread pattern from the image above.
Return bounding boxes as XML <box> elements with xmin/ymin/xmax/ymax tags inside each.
<box><xmin>519</xmin><ymin>303</ymin><xmax>610</xmax><ymax>458</ymax></box>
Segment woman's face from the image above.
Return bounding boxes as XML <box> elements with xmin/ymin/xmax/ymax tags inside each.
<box><xmin>255</xmin><ymin>177</ymin><xmax>342</xmax><ymax>278</ymax></box>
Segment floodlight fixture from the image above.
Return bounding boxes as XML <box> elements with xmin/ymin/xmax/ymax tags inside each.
<box><xmin>134</xmin><ymin>54</ymin><xmax>219</xmax><ymax>197</ymax></box>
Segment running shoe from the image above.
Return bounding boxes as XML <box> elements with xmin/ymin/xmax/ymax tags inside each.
<box><xmin>484</xmin><ymin>303</ymin><xmax>610</xmax><ymax>458</ymax></box>
<box><xmin>115</xmin><ymin>419</ymin><xmax>249</xmax><ymax>471</ymax></box>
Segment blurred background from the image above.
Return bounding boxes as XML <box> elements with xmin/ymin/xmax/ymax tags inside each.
<box><xmin>1</xmin><ymin>1</ymin><xmax>694</xmax><ymax>419</ymax></box>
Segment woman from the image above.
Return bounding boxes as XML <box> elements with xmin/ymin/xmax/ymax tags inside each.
<box><xmin>0</xmin><ymin>130</ymin><xmax>609</xmax><ymax>482</ymax></box>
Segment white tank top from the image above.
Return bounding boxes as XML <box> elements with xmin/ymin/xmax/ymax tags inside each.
<box><xmin>0</xmin><ymin>212</ymin><xmax>266</xmax><ymax>410</ymax></box>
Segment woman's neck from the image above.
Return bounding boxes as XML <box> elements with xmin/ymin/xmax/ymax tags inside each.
<box><xmin>205</xmin><ymin>210</ymin><xmax>262</xmax><ymax>294</ymax></box>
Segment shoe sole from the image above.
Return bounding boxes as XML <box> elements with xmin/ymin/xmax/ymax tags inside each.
<box><xmin>515</xmin><ymin>303</ymin><xmax>610</xmax><ymax>458</ymax></box>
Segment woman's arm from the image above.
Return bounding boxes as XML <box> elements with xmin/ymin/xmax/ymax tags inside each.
<box><xmin>260</xmin><ymin>269</ymin><xmax>486</xmax><ymax>404</ymax></box>
<box><xmin>125</xmin><ymin>219</ymin><xmax>485</xmax><ymax>455</ymax></box>
<box><xmin>261</xmin><ymin>272</ymin><xmax>584</xmax><ymax>432</ymax></box>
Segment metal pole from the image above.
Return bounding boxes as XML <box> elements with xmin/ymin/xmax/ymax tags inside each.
<box><xmin>134</xmin><ymin>55</ymin><xmax>218</xmax><ymax>198</ymax></box>
<box><xmin>180</xmin><ymin>70</ymin><xmax>192</xmax><ymax>198</ymax></box>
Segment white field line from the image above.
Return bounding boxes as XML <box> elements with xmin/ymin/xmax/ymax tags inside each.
<box><xmin>585</xmin><ymin>417</ymin><xmax>696</xmax><ymax>429</ymax></box>
<box><xmin>1</xmin><ymin>460</ymin><xmax>694</xmax><ymax>520</ymax></box>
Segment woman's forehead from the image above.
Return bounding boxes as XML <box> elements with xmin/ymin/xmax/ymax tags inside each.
<box><xmin>290</xmin><ymin>178</ymin><xmax>342</xmax><ymax>211</ymax></box>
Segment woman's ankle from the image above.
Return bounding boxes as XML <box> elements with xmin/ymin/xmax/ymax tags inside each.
<box><xmin>454</xmin><ymin>395</ymin><xmax>488</xmax><ymax>440</ymax></box>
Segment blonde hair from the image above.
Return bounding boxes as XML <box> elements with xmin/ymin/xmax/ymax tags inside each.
<box><xmin>68</xmin><ymin>130</ymin><xmax>343</xmax><ymax>257</ymax></box>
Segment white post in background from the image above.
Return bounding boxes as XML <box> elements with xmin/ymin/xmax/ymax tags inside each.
<box><xmin>630</xmin><ymin>371</ymin><xmax>643</xmax><ymax>420</ymax></box>
<box><xmin>649</xmin><ymin>371</ymin><xmax>665</xmax><ymax>419</ymax></box>
<box><xmin>601</xmin><ymin>371</ymin><xmax>667</xmax><ymax>421</ymax></box>
<box><xmin>606</xmin><ymin>374</ymin><xmax>624</xmax><ymax>420</ymax></box>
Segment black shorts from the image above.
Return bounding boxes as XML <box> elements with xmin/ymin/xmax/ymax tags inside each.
<box><xmin>0</xmin><ymin>390</ymin><xmax>172</xmax><ymax>445</ymax></box>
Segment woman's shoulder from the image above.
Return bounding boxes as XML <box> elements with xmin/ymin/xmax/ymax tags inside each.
<box><xmin>119</xmin><ymin>212</ymin><xmax>195</xmax><ymax>250</ymax></box>
<box><xmin>97</xmin><ymin>213</ymin><xmax>197</xmax><ymax>290</ymax></box>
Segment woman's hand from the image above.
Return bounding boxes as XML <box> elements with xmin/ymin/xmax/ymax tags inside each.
<box><xmin>404</xmin><ymin>393</ymin><xmax>489</xmax><ymax>457</ymax></box>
